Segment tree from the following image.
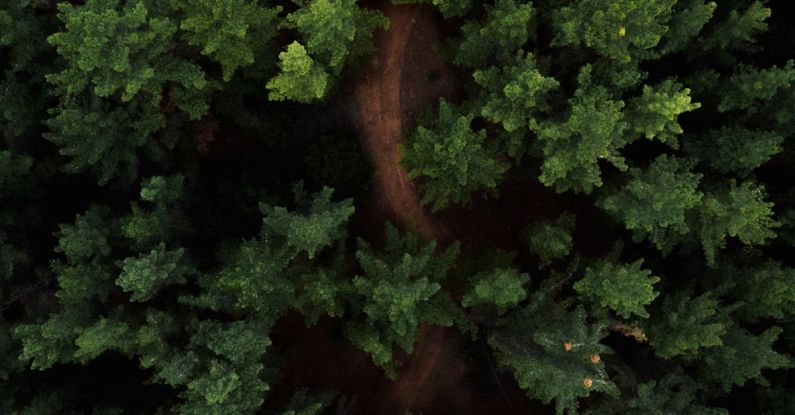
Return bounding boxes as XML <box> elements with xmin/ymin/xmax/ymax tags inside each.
<box><xmin>624</xmin><ymin>80</ymin><xmax>701</xmax><ymax>147</ymax></box>
<box><xmin>700</xmin><ymin>326</ymin><xmax>791</xmax><ymax>392</ymax></box>
<box><xmin>266</xmin><ymin>42</ymin><xmax>329</xmax><ymax>103</ymax></box>
<box><xmin>392</xmin><ymin>0</ymin><xmax>472</xmax><ymax>19</ymax></box>
<box><xmin>531</xmin><ymin>65</ymin><xmax>628</xmax><ymax>193</ymax></box>
<box><xmin>284</xmin><ymin>0</ymin><xmax>387</xmax><ymax>75</ymax></box>
<box><xmin>260</xmin><ymin>184</ymin><xmax>354</xmax><ymax>259</ymax></box>
<box><xmin>461</xmin><ymin>267</ymin><xmax>530</xmax><ymax>314</ymax></box>
<box><xmin>170</xmin><ymin>0</ymin><xmax>281</xmax><ymax>81</ymax></box>
<box><xmin>696</xmin><ymin>181</ymin><xmax>778</xmax><ymax>265</ymax></box>
<box><xmin>403</xmin><ymin>99</ymin><xmax>509</xmax><ymax>211</ymax></box>
<box><xmin>490</xmin><ymin>285</ymin><xmax>617</xmax><ymax>414</ymax></box>
<box><xmin>598</xmin><ymin>155</ymin><xmax>703</xmax><ymax>253</ymax></box>
<box><xmin>685</xmin><ymin>126</ymin><xmax>784</xmax><ymax>177</ymax></box>
<box><xmin>575</xmin><ymin>259</ymin><xmax>660</xmax><ymax>319</ymax></box>
<box><xmin>473</xmin><ymin>52</ymin><xmax>559</xmax><ymax>133</ymax></box>
<box><xmin>701</xmin><ymin>1</ymin><xmax>771</xmax><ymax>51</ymax></box>
<box><xmin>525</xmin><ymin>213</ymin><xmax>576</xmax><ymax>267</ymax></box>
<box><xmin>116</xmin><ymin>243</ymin><xmax>193</xmax><ymax>302</ymax></box>
<box><xmin>47</xmin><ymin>0</ymin><xmax>206</xmax><ymax>106</ymax></box>
<box><xmin>453</xmin><ymin>0</ymin><xmax>535</xmax><ymax>69</ymax></box>
<box><xmin>552</xmin><ymin>0</ymin><xmax>677</xmax><ymax>63</ymax></box>
<box><xmin>347</xmin><ymin>223</ymin><xmax>460</xmax><ymax>375</ymax></box>
<box><xmin>716</xmin><ymin>61</ymin><xmax>795</xmax><ymax>113</ymax></box>
<box><xmin>646</xmin><ymin>291</ymin><xmax>730</xmax><ymax>358</ymax></box>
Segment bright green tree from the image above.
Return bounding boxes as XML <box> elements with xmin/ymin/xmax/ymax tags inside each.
<box><xmin>266</xmin><ymin>42</ymin><xmax>329</xmax><ymax>103</ymax></box>
<box><xmin>625</xmin><ymin>80</ymin><xmax>701</xmax><ymax>147</ymax></box>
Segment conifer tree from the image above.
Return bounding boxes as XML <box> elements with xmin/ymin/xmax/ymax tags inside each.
<box><xmin>453</xmin><ymin>0</ymin><xmax>535</xmax><ymax>69</ymax></box>
<box><xmin>347</xmin><ymin>223</ymin><xmax>460</xmax><ymax>375</ymax></box>
<box><xmin>575</xmin><ymin>259</ymin><xmax>660</xmax><ymax>319</ymax></box>
<box><xmin>403</xmin><ymin>99</ymin><xmax>509</xmax><ymax>211</ymax></box>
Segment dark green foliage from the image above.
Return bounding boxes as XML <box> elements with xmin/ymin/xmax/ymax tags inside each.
<box><xmin>531</xmin><ymin>65</ymin><xmax>628</xmax><ymax>193</ymax></box>
<box><xmin>473</xmin><ymin>52</ymin><xmax>559</xmax><ymax>133</ymax></box>
<box><xmin>575</xmin><ymin>259</ymin><xmax>660</xmax><ymax>319</ymax></box>
<box><xmin>599</xmin><ymin>155</ymin><xmax>703</xmax><ymax>252</ymax></box>
<box><xmin>552</xmin><ymin>0</ymin><xmax>677</xmax><ymax>63</ymax></box>
<box><xmin>490</xmin><ymin>280</ymin><xmax>617</xmax><ymax>414</ymax></box>
<box><xmin>461</xmin><ymin>267</ymin><xmax>530</xmax><ymax>314</ymax></box>
<box><xmin>453</xmin><ymin>0</ymin><xmax>535</xmax><ymax>69</ymax></box>
<box><xmin>3</xmin><ymin>0</ymin><xmax>795</xmax><ymax>412</ymax></box>
<box><xmin>526</xmin><ymin>213</ymin><xmax>576</xmax><ymax>267</ymax></box>
<box><xmin>696</xmin><ymin>181</ymin><xmax>778</xmax><ymax>265</ymax></box>
<box><xmin>347</xmin><ymin>223</ymin><xmax>460</xmax><ymax>375</ymax></box>
<box><xmin>403</xmin><ymin>99</ymin><xmax>509</xmax><ymax>211</ymax></box>
<box><xmin>260</xmin><ymin>185</ymin><xmax>354</xmax><ymax>259</ymax></box>
<box><xmin>170</xmin><ymin>0</ymin><xmax>281</xmax><ymax>81</ymax></box>
<box><xmin>700</xmin><ymin>326</ymin><xmax>791</xmax><ymax>391</ymax></box>
<box><xmin>686</xmin><ymin>126</ymin><xmax>784</xmax><ymax>176</ymax></box>
<box><xmin>646</xmin><ymin>291</ymin><xmax>729</xmax><ymax>358</ymax></box>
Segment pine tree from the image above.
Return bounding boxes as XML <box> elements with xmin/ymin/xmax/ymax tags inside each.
<box><xmin>598</xmin><ymin>155</ymin><xmax>703</xmax><ymax>253</ymax></box>
<box><xmin>347</xmin><ymin>223</ymin><xmax>459</xmax><ymax>375</ymax></box>
<box><xmin>575</xmin><ymin>259</ymin><xmax>660</xmax><ymax>319</ymax></box>
<box><xmin>403</xmin><ymin>99</ymin><xmax>509</xmax><ymax>211</ymax></box>
<box><xmin>700</xmin><ymin>326</ymin><xmax>791</xmax><ymax>392</ymax></box>
<box><xmin>461</xmin><ymin>267</ymin><xmax>530</xmax><ymax>314</ymax></box>
<box><xmin>169</xmin><ymin>0</ymin><xmax>282</xmax><ymax>81</ymax></box>
<box><xmin>490</xmin><ymin>286</ymin><xmax>617</xmax><ymax>414</ymax></box>
<box><xmin>531</xmin><ymin>65</ymin><xmax>628</xmax><ymax>193</ymax></box>
<box><xmin>646</xmin><ymin>291</ymin><xmax>730</xmax><ymax>358</ymax></box>
<box><xmin>696</xmin><ymin>181</ymin><xmax>778</xmax><ymax>265</ymax></box>
<box><xmin>625</xmin><ymin>80</ymin><xmax>700</xmax><ymax>147</ymax></box>
<box><xmin>685</xmin><ymin>126</ymin><xmax>784</xmax><ymax>177</ymax></box>
<box><xmin>473</xmin><ymin>52</ymin><xmax>559</xmax><ymax>133</ymax></box>
<box><xmin>526</xmin><ymin>213</ymin><xmax>576</xmax><ymax>267</ymax></box>
<box><xmin>453</xmin><ymin>0</ymin><xmax>535</xmax><ymax>69</ymax></box>
<box><xmin>552</xmin><ymin>0</ymin><xmax>677</xmax><ymax>63</ymax></box>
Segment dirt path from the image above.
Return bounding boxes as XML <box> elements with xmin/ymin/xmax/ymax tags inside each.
<box><xmin>351</xmin><ymin>3</ymin><xmax>460</xmax><ymax>414</ymax></box>
<box><xmin>353</xmin><ymin>2</ymin><xmax>452</xmax><ymax>243</ymax></box>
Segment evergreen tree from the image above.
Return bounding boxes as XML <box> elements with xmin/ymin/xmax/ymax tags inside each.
<box><xmin>531</xmin><ymin>65</ymin><xmax>628</xmax><ymax>193</ymax></box>
<box><xmin>347</xmin><ymin>223</ymin><xmax>460</xmax><ymax>375</ymax></box>
<box><xmin>575</xmin><ymin>259</ymin><xmax>660</xmax><ymax>319</ymax></box>
<box><xmin>453</xmin><ymin>0</ymin><xmax>535</xmax><ymax>69</ymax></box>
<box><xmin>473</xmin><ymin>52</ymin><xmax>559</xmax><ymax>133</ymax></box>
<box><xmin>403</xmin><ymin>99</ymin><xmax>509</xmax><ymax>211</ymax></box>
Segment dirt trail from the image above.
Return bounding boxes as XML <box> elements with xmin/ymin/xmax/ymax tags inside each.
<box><xmin>351</xmin><ymin>3</ymin><xmax>460</xmax><ymax>414</ymax></box>
<box><xmin>353</xmin><ymin>2</ymin><xmax>452</xmax><ymax>243</ymax></box>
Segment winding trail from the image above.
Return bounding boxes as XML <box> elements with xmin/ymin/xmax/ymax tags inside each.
<box><xmin>352</xmin><ymin>2</ymin><xmax>457</xmax><ymax>414</ymax></box>
<box><xmin>353</xmin><ymin>3</ymin><xmax>451</xmax><ymax>243</ymax></box>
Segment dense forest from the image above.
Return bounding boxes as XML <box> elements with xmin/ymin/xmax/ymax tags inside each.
<box><xmin>1</xmin><ymin>0</ymin><xmax>794</xmax><ymax>413</ymax></box>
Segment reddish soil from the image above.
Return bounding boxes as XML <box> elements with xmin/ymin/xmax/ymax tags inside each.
<box><xmin>349</xmin><ymin>2</ymin><xmax>547</xmax><ymax>414</ymax></box>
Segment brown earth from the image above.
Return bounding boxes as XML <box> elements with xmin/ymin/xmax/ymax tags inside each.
<box><xmin>350</xmin><ymin>2</ymin><xmax>546</xmax><ymax>414</ymax></box>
